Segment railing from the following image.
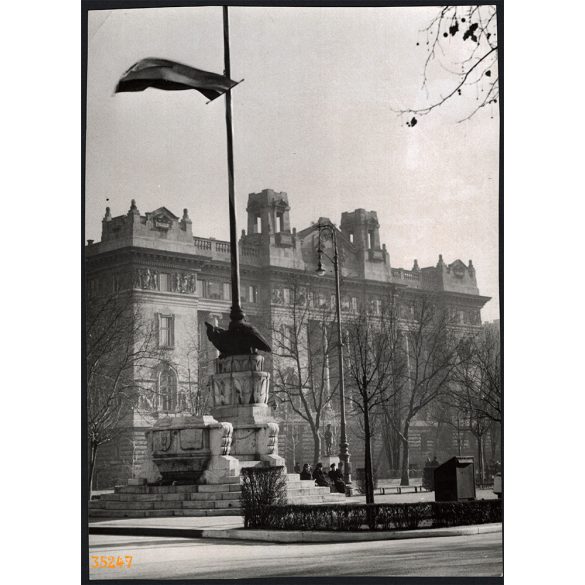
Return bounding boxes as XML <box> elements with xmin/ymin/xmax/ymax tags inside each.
<box><xmin>193</xmin><ymin>237</ymin><xmax>260</xmax><ymax>259</ymax></box>
<box><xmin>391</xmin><ymin>268</ymin><xmax>421</xmax><ymax>281</ymax></box>
<box><xmin>193</xmin><ymin>237</ymin><xmax>212</xmax><ymax>251</ymax></box>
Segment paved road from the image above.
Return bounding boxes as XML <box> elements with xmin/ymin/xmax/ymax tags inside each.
<box><xmin>89</xmin><ymin>532</ymin><xmax>502</xmax><ymax>579</ymax></box>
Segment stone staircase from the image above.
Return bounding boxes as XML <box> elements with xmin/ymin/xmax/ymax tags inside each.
<box><xmin>89</xmin><ymin>473</ymin><xmax>347</xmax><ymax>519</ymax></box>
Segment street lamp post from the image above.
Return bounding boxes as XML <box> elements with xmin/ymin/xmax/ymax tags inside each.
<box><xmin>316</xmin><ymin>222</ymin><xmax>352</xmax><ymax>492</ymax></box>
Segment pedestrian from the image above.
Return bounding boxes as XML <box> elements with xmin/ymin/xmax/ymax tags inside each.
<box><xmin>300</xmin><ymin>463</ymin><xmax>312</xmax><ymax>480</ymax></box>
<box><xmin>422</xmin><ymin>456</ymin><xmax>432</xmax><ymax>490</ymax></box>
<box><xmin>294</xmin><ymin>462</ymin><xmax>301</xmax><ymax>475</ymax></box>
<box><xmin>312</xmin><ymin>462</ymin><xmax>329</xmax><ymax>487</ymax></box>
<box><xmin>328</xmin><ymin>463</ymin><xmax>346</xmax><ymax>494</ymax></box>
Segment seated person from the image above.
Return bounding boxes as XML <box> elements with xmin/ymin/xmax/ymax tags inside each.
<box><xmin>300</xmin><ymin>463</ymin><xmax>312</xmax><ymax>480</ymax></box>
<box><xmin>328</xmin><ymin>463</ymin><xmax>346</xmax><ymax>494</ymax></box>
<box><xmin>312</xmin><ymin>462</ymin><xmax>329</xmax><ymax>487</ymax></box>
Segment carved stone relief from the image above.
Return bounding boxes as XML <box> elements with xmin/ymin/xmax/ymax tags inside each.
<box><xmin>133</xmin><ymin>268</ymin><xmax>196</xmax><ymax>294</ymax></box>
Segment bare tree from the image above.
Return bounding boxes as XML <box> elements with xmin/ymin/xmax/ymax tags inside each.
<box><xmin>173</xmin><ymin>315</ymin><xmax>214</xmax><ymax>416</ymax></box>
<box><xmin>270</xmin><ymin>278</ymin><xmax>339</xmax><ymax>465</ymax></box>
<box><xmin>344</xmin><ymin>294</ymin><xmax>404</xmax><ymax>504</ymax></box>
<box><xmin>445</xmin><ymin>323</ymin><xmax>501</xmax><ymax>482</ymax></box>
<box><xmin>429</xmin><ymin>398</ymin><xmax>467</xmax><ymax>457</ymax></box>
<box><xmin>400</xmin><ymin>5</ymin><xmax>499</xmax><ymax>124</ymax></box>
<box><xmin>86</xmin><ymin>289</ymin><xmax>160</xmax><ymax>494</ymax></box>
<box><xmin>469</xmin><ymin>322</ymin><xmax>501</xmax><ymax>423</ymax></box>
<box><xmin>390</xmin><ymin>296</ymin><xmax>464</xmax><ymax>486</ymax></box>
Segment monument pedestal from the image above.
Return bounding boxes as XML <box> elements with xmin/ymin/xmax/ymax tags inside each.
<box><xmin>210</xmin><ymin>354</ymin><xmax>285</xmax><ymax>468</ymax></box>
<box><xmin>141</xmin><ymin>415</ymin><xmax>239</xmax><ymax>485</ymax></box>
<box><xmin>321</xmin><ymin>455</ymin><xmax>340</xmax><ymax>469</ymax></box>
<box><xmin>138</xmin><ymin>354</ymin><xmax>284</xmax><ymax>487</ymax></box>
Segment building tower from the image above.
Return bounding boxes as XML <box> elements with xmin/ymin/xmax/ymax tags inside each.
<box><xmin>340</xmin><ymin>208</ymin><xmax>390</xmax><ymax>279</ymax></box>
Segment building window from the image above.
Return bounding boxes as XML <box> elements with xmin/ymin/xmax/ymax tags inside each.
<box><xmin>255</xmin><ymin>214</ymin><xmax>262</xmax><ymax>234</ymax></box>
<box><xmin>159</xmin><ymin>366</ymin><xmax>177</xmax><ymax>412</ymax></box>
<box><xmin>276</xmin><ymin>211</ymin><xmax>284</xmax><ymax>233</ymax></box>
<box><xmin>158</xmin><ymin>314</ymin><xmax>175</xmax><ymax>348</ymax></box>
<box><xmin>283</xmin><ymin>288</ymin><xmax>291</xmax><ymax>305</ymax></box>
<box><xmin>196</xmin><ymin>279</ymin><xmax>205</xmax><ymax>297</ymax></box>
<box><xmin>341</xmin><ymin>295</ymin><xmax>351</xmax><ymax>311</ymax></box>
<box><xmin>349</xmin><ymin>232</ymin><xmax>354</xmax><ymax>244</ymax></box>
<box><xmin>248</xmin><ymin>285</ymin><xmax>258</xmax><ymax>303</ymax></box>
<box><xmin>351</xmin><ymin>297</ymin><xmax>358</xmax><ymax>312</ymax></box>
<box><xmin>207</xmin><ymin>281</ymin><xmax>221</xmax><ymax>299</ymax></box>
<box><xmin>223</xmin><ymin>282</ymin><xmax>231</xmax><ymax>301</ymax></box>
<box><xmin>159</xmin><ymin>273</ymin><xmax>169</xmax><ymax>292</ymax></box>
<box><xmin>368</xmin><ymin>230</ymin><xmax>374</xmax><ymax>249</ymax></box>
<box><xmin>280</xmin><ymin>324</ymin><xmax>295</xmax><ymax>348</ymax></box>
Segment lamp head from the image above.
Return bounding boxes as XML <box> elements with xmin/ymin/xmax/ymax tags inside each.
<box><xmin>316</xmin><ymin>261</ymin><xmax>326</xmax><ymax>276</ymax></box>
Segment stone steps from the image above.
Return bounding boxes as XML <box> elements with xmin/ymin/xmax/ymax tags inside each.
<box><xmin>89</xmin><ymin>473</ymin><xmax>349</xmax><ymax>518</ymax></box>
<box><xmin>89</xmin><ymin>508</ymin><xmax>241</xmax><ymax>518</ymax></box>
<box><xmin>287</xmin><ymin>493</ymin><xmax>348</xmax><ymax>504</ymax></box>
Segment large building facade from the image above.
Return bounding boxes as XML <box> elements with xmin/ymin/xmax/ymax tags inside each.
<box><xmin>86</xmin><ymin>189</ymin><xmax>492</xmax><ymax>489</ymax></box>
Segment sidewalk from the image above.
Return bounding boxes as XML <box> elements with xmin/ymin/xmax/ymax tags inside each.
<box><xmin>89</xmin><ymin>515</ymin><xmax>501</xmax><ymax>544</ymax></box>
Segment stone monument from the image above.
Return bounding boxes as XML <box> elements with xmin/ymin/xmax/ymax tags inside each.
<box><xmin>143</xmin><ymin>415</ymin><xmax>239</xmax><ymax>485</ymax></box>
<box><xmin>137</xmin><ymin>320</ymin><xmax>283</xmax><ymax>486</ymax></box>
<box><xmin>210</xmin><ymin>353</ymin><xmax>284</xmax><ymax>468</ymax></box>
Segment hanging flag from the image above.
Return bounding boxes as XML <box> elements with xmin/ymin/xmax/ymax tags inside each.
<box><xmin>115</xmin><ymin>58</ymin><xmax>238</xmax><ymax>101</ymax></box>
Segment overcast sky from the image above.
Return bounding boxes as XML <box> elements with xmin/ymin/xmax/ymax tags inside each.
<box><xmin>85</xmin><ymin>5</ymin><xmax>499</xmax><ymax>321</ymax></box>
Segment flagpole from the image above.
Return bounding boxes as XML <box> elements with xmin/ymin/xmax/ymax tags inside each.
<box><xmin>223</xmin><ymin>5</ymin><xmax>245</xmax><ymax>325</ymax></box>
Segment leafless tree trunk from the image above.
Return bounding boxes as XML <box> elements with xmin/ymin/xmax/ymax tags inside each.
<box><xmin>269</xmin><ymin>277</ymin><xmax>338</xmax><ymax>467</ymax></box>
<box><xmin>345</xmin><ymin>294</ymin><xmax>403</xmax><ymax>504</ymax></box>
<box><xmin>86</xmin><ymin>289</ymin><xmax>161</xmax><ymax>495</ymax></box>
<box><xmin>387</xmin><ymin>295</ymin><xmax>464</xmax><ymax>486</ymax></box>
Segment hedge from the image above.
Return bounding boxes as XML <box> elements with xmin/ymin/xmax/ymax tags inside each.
<box><xmin>242</xmin><ymin>499</ymin><xmax>501</xmax><ymax>531</ymax></box>
<box><xmin>240</xmin><ymin>466</ymin><xmax>288</xmax><ymax>529</ymax></box>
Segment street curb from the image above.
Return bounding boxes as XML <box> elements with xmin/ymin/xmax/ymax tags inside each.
<box><xmin>90</xmin><ymin>523</ymin><xmax>501</xmax><ymax>543</ymax></box>
<box><xmin>201</xmin><ymin>523</ymin><xmax>502</xmax><ymax>543</ymax></box>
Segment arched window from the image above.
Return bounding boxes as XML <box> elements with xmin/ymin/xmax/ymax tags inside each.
<box><xmin>159</xmin><ymin>366</ymin><xmax>178</xmax><ymax>412</ymax></box>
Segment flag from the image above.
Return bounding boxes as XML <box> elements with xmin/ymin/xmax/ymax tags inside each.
<box><xmin>115</xmin><ymin>58</ymin><xmax>238</xmax><ymax>102</ymax></box>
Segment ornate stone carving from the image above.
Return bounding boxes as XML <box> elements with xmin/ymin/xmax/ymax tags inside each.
<box><xmin>133</xmin><ymin>268</ymin><xmax>196</xmax><ymax>293</ymax></box>
<box><xmin>253</xmin><ymin>373</ymin><xmax>269</xmax><ymax>404</ymax></box>
<box><xmin>272</xmin><ymin>286</ymin><xmax>283</xmax><ymax>304</ymax></box>
<box><xmin>210</xmin><ymin>370</ymin><xmax>271</xmax><ymax>407</ymax></box>
<box><xmin>153</xmin><ymin>430</ymin><xmax>173</xmax><ymax>452</ymax></box>
<box><xmin>179</xmin><ymin>428</ymin><xmax>205</xmax><ymax>451</ymax></box>
<box><xmin>264</xmin><ymin>422</ymin><xmax>279</xmax><ymax>455</ymax></box>
<box><xmin>209</xmin><ymin>354</ymin><xmax>284</xmax><ymax>469</ymax></box>
<box><xmin>216</xmin><ymin>354</ymin><xmax>265</xmax><ymax>374</ymax></box>
<box><xmin>218</xmin><ymin>422</ymin><xmax>233</xmax><ymax>456</ymax></box>
<box><xmin>145</xmin><ymin>415</ymin><xmax>237</xmax><ymax>484</ymax></box>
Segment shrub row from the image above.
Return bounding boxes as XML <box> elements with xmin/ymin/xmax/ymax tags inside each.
<box><xmin>242</xmin><ymin>499</ymin><xmax>501</xmax><ymax>531</ymax></box>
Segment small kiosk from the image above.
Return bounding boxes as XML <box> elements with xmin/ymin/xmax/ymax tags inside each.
<box><xmin>434</xmin><ymin>456</ymin><xmax>476</xmax><ymax>501</ymax></box>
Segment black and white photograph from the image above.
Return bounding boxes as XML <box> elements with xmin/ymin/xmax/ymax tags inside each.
<box><xmin>83</xmin><ymin>1</ymin><xmax>502</xmax><ymax>580</ymax></box>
